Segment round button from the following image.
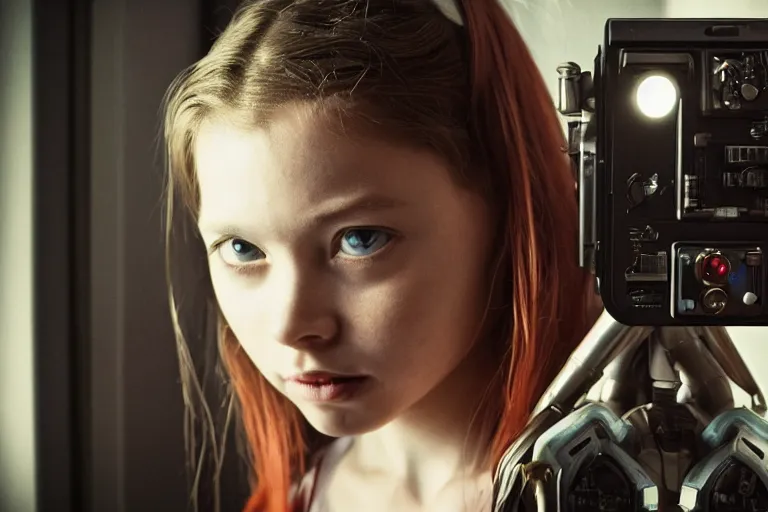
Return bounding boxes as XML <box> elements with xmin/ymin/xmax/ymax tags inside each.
<box><xmin>743</xmin><ymin>292</ymin><xmax>759</xmax><ymax>306</ymax></box>
<box><xmin>742</xmin><ymin>83</ymin><xmax>759</xmax><ymax>101</ymax></box>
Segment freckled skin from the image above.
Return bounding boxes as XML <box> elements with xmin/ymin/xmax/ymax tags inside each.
<box><xmin>195</xmin><ymin>104</ymin><xmax>498</xmax><ymax>510</ymax></box>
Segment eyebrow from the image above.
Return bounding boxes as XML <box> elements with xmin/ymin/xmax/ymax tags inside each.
<box><xmin>198</xmin><ymin>193</ymin><xmax>409</xmax><ymax>236</ymax></box>
<box><xmin>312</xmin><ymin>193</ymin><xmax>409</xmax><ymax>226</ymax></box>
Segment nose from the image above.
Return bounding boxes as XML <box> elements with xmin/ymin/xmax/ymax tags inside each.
<box><xmin>266</xmin><ymin>265</ymin><xmax>340</xmax><ymax>349</ymax></box>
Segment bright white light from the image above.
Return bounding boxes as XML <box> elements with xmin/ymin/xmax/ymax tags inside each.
<box><xmin>636</xmin><ymin>75</ymin><xmax>678</xmax><ymax>118</ymax></box>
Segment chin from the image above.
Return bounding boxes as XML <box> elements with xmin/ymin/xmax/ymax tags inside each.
<box><xmin>300</xmin><ymin>405</ymin><xmax>392</xmax><ymax>438</ymax></box>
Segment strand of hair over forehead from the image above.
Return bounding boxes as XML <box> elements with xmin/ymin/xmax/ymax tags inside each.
<box><xmin>219</xmin><ymin>1</ymin><xmax>597</xmax><ymax>510</ymax></box>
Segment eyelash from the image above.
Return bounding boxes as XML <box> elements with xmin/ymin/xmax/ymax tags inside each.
<box><xmin>209</xmin><ymin>227</ymin><xmax>398</xmax><ymax>273</ymax></box>
<box><xmin>208</xmin><ymin>239</ymin><xmax>264</xmax><ymax>276</ymax></box>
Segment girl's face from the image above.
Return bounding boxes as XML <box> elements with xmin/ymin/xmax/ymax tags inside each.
<box><xmin>195</xmin><ymin>104</ymin><xmax>496</xmax><ymax>437</ymax></box>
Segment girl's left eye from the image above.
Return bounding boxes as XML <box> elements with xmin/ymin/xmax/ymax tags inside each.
<box><xmin>338</xmin><ymin>229</ymin><xmax>392</xmax><ymax>258</ymax></box>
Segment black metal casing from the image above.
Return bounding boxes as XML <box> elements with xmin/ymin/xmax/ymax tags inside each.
<box><xmin>596</xmin><ymin>19</ymin><xmax>768</xmax><ymax>326</ymax></box>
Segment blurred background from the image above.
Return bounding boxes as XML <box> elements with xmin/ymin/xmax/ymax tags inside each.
<box><xmin>0</xmin><ymin>0</ymin><xmax>765</xmax><ymax>511</ymax></box>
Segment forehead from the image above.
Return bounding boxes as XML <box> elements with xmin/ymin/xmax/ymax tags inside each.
<box><xmin>193</xmin><ymin>105</ymin><xmax>460</xmax><ymax>227</ymax></box>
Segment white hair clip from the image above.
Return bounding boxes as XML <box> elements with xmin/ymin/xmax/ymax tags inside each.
<box><xmin>431</xmin><ymin>0</ymin><xmax>464</xmax><ymax>26</ymax></box>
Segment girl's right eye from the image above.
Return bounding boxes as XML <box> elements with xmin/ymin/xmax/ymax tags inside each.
<box><xmin>218</xmin><ymin>238</ymin><xmax>266</xmax><ymax>266</ymax></box>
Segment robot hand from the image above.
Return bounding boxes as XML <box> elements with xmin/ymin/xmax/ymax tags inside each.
<box><xmin>492</xmin><ymin>310</ymin><xmax>768</xmax><ymax>511</ymax></box>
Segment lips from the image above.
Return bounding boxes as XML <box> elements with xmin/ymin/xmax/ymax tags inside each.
<box><xmin>284</xmin><ymin>371</ymin><xmax>370</xmax><ymax>402</ymax></box>
<box><xmin>287</xmin><ymin>371</ymin><xmax>364</xmax><ymax>385</ymax></box>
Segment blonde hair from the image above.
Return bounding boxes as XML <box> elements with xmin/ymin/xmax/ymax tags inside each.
<box><xmin>162</xmin><ymin>1</ymin><xmax>595</xmax><ymax>511</ymax></box>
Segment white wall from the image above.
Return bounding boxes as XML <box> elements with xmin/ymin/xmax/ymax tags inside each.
<box><xmin>501</xmin><ymin>0</ymin><xmax>666</xmax><ymax>100</ymax></box>
<box><xmin>0</xmin><ymin>0</ymin><xmax>37</xmax><ymax>510</ymax></box>
<box><xmin>504</xmin><ymin>0</ymin><xmax>768</xmax><ymax>406</ymax></box>
<box><xmin>665</xmin><ymin>0</ymin><xmax>768</xmax><ymax>17</ymax></box>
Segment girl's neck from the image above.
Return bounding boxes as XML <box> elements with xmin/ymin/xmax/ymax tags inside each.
<box><xmin>346</xmin><ymin>334</ymin><xmax>502</xmax><ymax>504</ymax></box>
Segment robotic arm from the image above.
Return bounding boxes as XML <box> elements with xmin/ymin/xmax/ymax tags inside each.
<box><xmin>492</xmin><ymin>314</ymin><xmax>767</xmax><ymax>511</ymax></box>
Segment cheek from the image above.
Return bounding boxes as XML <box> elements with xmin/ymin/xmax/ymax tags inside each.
<box><xmin>347</xmin><ymin>248</ymin><xmax>489</xmax><ymax>362</ymax></box>
<box><xmin>209</xmin><ymin>271</ymin><xmax>270</xmax><ymax>353</ymax></box>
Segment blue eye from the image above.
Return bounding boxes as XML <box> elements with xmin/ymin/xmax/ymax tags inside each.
<box><xmin>339</xmin><ymin>229</ymin><xmax>391</xmax><ymax>257</ymax></box>
<box><xmin>220</xmin><ymin>238</ymin><xmax>265</xmax><ymax>263</ymax></box>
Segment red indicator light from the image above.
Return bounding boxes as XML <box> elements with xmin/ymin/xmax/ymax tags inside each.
<box><xmin>701</xmin><ymin>253</ymin><xmax>731</xmax><ymax>284</ymax></box>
